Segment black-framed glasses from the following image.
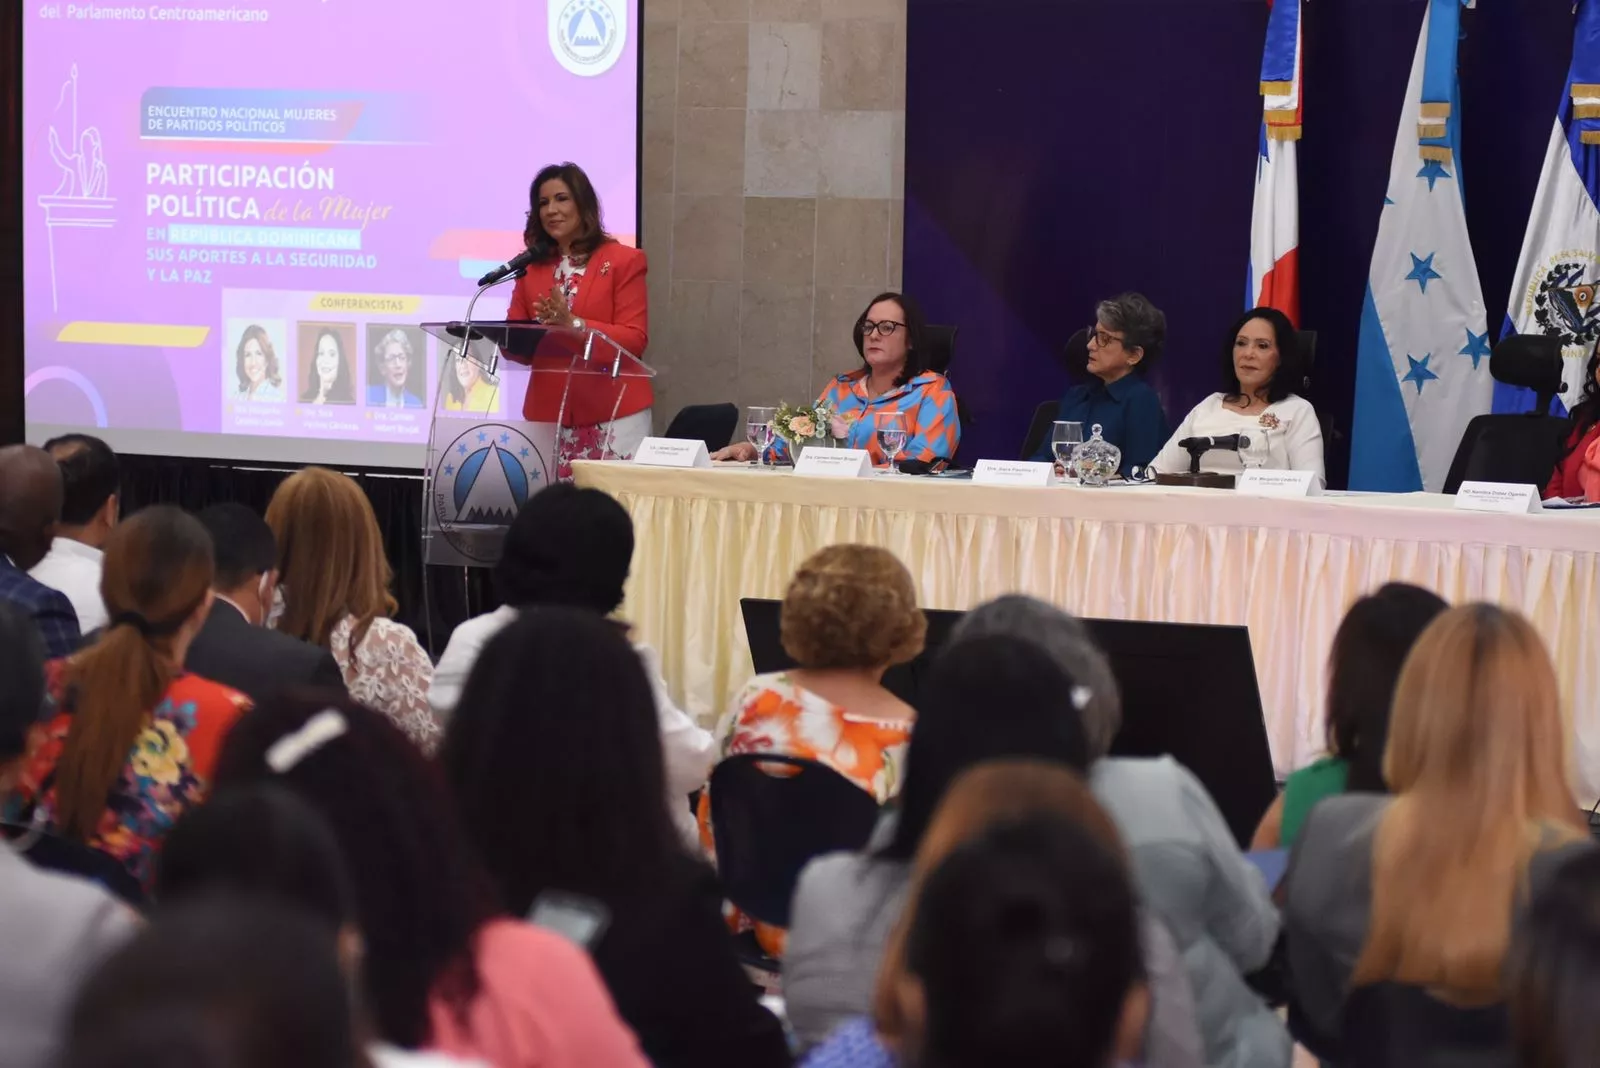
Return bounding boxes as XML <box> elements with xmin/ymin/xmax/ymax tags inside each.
<box><xmin>862</xmin><ymin>319</ymin><xmax>906</xmax><ymax>338</ymax></box>
<box><xmin>1088</xmin><ymin>325</ymin><xmax>1125</xmax><ymax>349</ymax></box>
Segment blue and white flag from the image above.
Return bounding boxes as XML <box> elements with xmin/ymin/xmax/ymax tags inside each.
<box><xmin>1349</xmin><ymin>0</ymin><xmax>1490</xmax><ymax>493</ymax></box>
<box><xmin>1493</xmin><ymin>0</ymin><xmax>1600</xmax><ymax>416</ymax></box>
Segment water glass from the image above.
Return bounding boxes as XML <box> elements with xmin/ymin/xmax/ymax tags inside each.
<box><xmin>875</xmin><ymin>410</ymin><xmax>911</xmax><ymax>474</ymax></box>
<box><xmin>746</xmin><ymin>406</ymin><xmax>776</xmax><ymax>465</ymax></box>
<box><xmin>1051</xmin><ymin>420</ymin><xmax>1084</xmax><ymax>479</ymax></box>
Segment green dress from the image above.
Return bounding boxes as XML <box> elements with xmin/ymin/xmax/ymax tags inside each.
<box><xmin>1278</xmin><ymin>755</ymin><xmax>1349</xmax><ymax>848</ymax></box>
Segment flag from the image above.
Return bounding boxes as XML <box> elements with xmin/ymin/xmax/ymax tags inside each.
<box><xmin>1492</xmin><ymin>0</ymin><xmax>1600</xmax><ymax>416</ymax></box>
<box><xmin>1248</xmin><ymin>0</ymin><xmax>1301</xmax><ymax>323</ymax></box>
<box><xmin>1349</xmin><ymin>0</ymin><xmax>1491</xmax><ymax>493</ymax></box>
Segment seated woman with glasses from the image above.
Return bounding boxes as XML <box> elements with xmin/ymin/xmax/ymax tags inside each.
<box><xmin>1149</xmin><ymin>307</ymin><xmax>1325</xmax><ymax>488</ymax></box>
<box><xmin>711</xmin><ymin>291</ymin><xmax>961</xmax><ymax>469</ymax></box>
<box><xmin>1031</xmin><ymin>294</ymin><xmax>1170</xmax><ymax>477</ymax></box>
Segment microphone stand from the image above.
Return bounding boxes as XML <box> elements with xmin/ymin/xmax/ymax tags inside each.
<box><xmin>1153</xmin><ymin>438</ymin><xmax>1247</xmax><ymax>490</ymax></box>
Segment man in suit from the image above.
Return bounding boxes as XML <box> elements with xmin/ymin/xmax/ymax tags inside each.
<box><xmin>365</xmin><ymin>327</ymin><xmax>424</xmax><ymax>408</ymax></box>
<box><xmin>0</xmin><ymin>445</ymin><xmax>81</xmax><ymax>658</ymax></box>
<box><xmin>186</xmin><ymin>503</ymin><xmax>345</xmax><ymax>701</ymax></box>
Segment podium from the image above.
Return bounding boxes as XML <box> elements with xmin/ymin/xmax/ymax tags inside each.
<box><xmin>418</xmin><ymin>321</ymin><xmax>654</xmax><ymax>568</ymax></box>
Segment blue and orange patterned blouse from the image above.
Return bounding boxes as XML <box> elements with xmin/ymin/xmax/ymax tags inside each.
<box><xmin>774</xmin><ymin>369</ymin><xmax>962</xmax><ymax>467</ymax></box>
<box><xmin>5</xmin><ymin>660</ymin><xmax>250</xmax><ymax>888</ymax></box>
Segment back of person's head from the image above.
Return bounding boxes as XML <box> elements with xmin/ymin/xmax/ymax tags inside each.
<box><xmin>440</xmin><ymin>606</ymin><xmax>677</xmax><ymax>908</ymax></box>
<box><xmin>213</xmin><ymin>692</ymin><xmax>493</xmax><ymax>1048</ymax></box>
<box><xmin>195</xmin><ymin>503</ymin><xmax>278</xmax><ymax>595</ymax></box>
<box><xmin>950</xmin><ymin>595</ymin><xmax>1122</xmax><ymax>758</ymax></box>
<box><xmin>494</xmin><ymin>483</ymin><xmax>634</xmax><ymax>614</ymax></box>
<box><xmin>1353</xmin><ymin>604</ymin><xmax>1583</xmax><ymax>996</ymax></box>
<box><xmin>1325</xmin><ymin>582</ymin><xmax>1448</xmax><ymax>792</ymax></box>
<box><xmin>264</xmin><ymin>467</ymin><xmax>395</xmax><ymax>649</ymax></box>
<box><xmin>57</xmin><ymin>505</ymin><xmax>214</xmax><ymax>841</ymax></box>
<box><xmin>0</xmin><ymin>443</ymin><xmax>64</xmax><ymax>567</ymax></box>
<box><xmin>0</xmin><ymin>601</ymin><xmax>47</xmax><ymax>766</ymax></box>
<box><xmin>899</xmin><ymin>816</ymin><xmax>1145</xmax><ymax>1068</ymax></box>
<box><xmin>43</xmin><ymin>433</ymin><xmax>119</xmax><ymax>529</ymax></box>
<box><xmin>157</xmin><ymin>783</ymin><xmax>355</xmax><ymax>930</ymax></box>
<box><xmin>780</xmin><ymin>544</ymin><xmax>926</xmax><ymax>671</ymax></box>
<box><xmin>883</xmin><ymin>635</ymin><xmax>1092</xmax><ymax>862</ymax></box>
<box><xmin>58</xmin><ymin>900</ymin><xmax>358</xmax><ymax>1068</ymax></box>
<box><xmin>1509</xmin><ymin>850</ymin><xmax>1600</xmax><ymax>1068</ymax></box>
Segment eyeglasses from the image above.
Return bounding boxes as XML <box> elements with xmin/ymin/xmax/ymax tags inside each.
<box><xmin>382</xmin><ymin>351</ymin><xmax>409</xmax><ymax>364</ymax></box>
<box><xmin>861</xmin><ymin>320</ymin><xmax>906</xmax><ymax>338</ymax></box>
<box><xmin>1088</xmin><ymin>326</ymin><xmax>1125</xmax><ymax>349</ymax></box>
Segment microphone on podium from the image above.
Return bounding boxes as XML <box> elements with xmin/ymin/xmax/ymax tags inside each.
<box><xmin>476</xmin><ymin>248</ymin><xmax>537</xmax><ymax>287</ymax></box>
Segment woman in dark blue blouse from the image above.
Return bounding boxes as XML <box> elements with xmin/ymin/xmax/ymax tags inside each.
<box><xmin>1034</xmin><ymin>293</ymin><xmax>1170</xmax><ymax>475</ymax></box>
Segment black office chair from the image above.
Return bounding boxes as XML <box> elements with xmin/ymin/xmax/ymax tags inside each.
<box><xmin>1</xmin><ymin>821</ymin><xmax>144</xmax><ymax>907</ymax></box>
<box><xmin>1020</xmin><ymin>399</ymin><xmax>1059</xmax><ymax>460</ymax></box>
<box><xmin>708</xmin><ymin>754</ymin><xmax>881</xmax><ymax>970</ymax></box>
<box><xmin>922</xmin><ymin>324</ymin><xmax>959</xmax><ymax>376</ymax></box>
<box><xmin>662</xmin><ymin>403</ymin><xmax>738</xmax><ymax>453</ymax></box>
<box><xmin>1442</xmin><ymin>334</ymin><xmax>1571</xmax><ymax>494</ymax></box>
<box><xmin>1339</xmin><ymin>983</ymin><xmax>1510</xmax><ymax>1068</ymax></box>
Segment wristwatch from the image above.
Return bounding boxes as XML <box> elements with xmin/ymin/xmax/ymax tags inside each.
<box><xmin>571</xmin><ymin>317</ymin><xmax>586</xmax><ymax>332</ymax></box>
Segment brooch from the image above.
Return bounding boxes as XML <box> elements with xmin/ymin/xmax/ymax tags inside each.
<box><xmin>1258</xmin><ymin>411</ymin><xmax>1281</xmax><ymax>430</ymax></box>
<box><xmin>600</xmin><ymin>261</ymin><xmax>611</xmax><ymax>276</ymax></box>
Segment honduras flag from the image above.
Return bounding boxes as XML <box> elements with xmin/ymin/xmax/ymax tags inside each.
<box><xmin>1248</xmin><ymin>0</ymin><xmax>1301</xmax><ymax>323</ymax></box>
<box><xmin>1492</xmin><ymin>0</ymin><xmax>1600</xmax><ymax>416</ymax></box>
<box><xmin>1350</xmin><ymin>0</ymin><xmax>1491</xmax><ymax>493</ymax></box>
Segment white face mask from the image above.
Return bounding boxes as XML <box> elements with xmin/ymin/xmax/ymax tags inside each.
<box><xmin>255</xmin><ymin>573</ymin><xmax>272</xmax><ymax>626</ymax></box>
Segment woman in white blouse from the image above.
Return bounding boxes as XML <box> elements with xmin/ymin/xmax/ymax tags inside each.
<box><xmin>264</xmin><ymin>467</ymin><xmax>440</xmax><ymax>752</ymax></box>
<box><xmin>1150</xmin><ymin>307</ymin><xmax>1325</xmax><ymax>489</ymax></box>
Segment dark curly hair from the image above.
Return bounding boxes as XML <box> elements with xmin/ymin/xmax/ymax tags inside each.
<box><xmin>524</xmin><ymin>162</ymin><xmax>610</xmax><ymax>264</ymax></box>
<box><xmin>494</xmin><ymin>484</ymin><xmax>633</xmax><ymax>614</ymax></box>
<box><xmin>212</xmin><ymin>691</ymin><xmax>497</xmax><ymax>1049</ymax></box>
<box><xmin>1221</xmin><ymin>306</ymin><xmax>1306</xmax><ymax>405</ymax></box>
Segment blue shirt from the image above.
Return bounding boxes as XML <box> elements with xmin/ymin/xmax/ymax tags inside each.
<box><xmin>1032</xmin><ymin>374</ymin><xmax>1169</xmax><ymax>475</ymax></box>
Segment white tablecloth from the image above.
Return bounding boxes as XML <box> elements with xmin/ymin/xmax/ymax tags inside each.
<box><xmin>572</xmin><ymin>461</ymin><xmax>1600</xmax><ymax>798</ymax></box>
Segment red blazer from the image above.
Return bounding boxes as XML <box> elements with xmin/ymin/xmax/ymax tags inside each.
<box><xmin>505</xmin><ymin>239</ymin><xmax>653</xmax><ymax>426</ymax></box>
<box><xmin>1546</xmin><ymin>418</ymin><xmax>1600</xmax><ymax>500</ymax></box>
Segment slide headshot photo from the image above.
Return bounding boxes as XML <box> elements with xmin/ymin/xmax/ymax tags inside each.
<box><xmin>297</xmin><ymin>322</ymin><xmax>357</xmax><ymax>406</ymax></box>
<box><xmin>365</xmin><ymin>324</ymin><xmax>428</xmax><ymax>409</ymax></box>
<box><xmin>441</xmin><ymin>346</ymin><xmax>501</xmax><ymax>416</ymax></box>
<box><xmin>226</xmin><ymin>320</ymin><xmax>288</xmax><ymax>404</ymax></box>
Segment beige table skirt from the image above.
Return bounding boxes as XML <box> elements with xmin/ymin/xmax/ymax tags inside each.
<box><xmin>572</xmin><ymin>461</ymin><xmax>1600</xmax><ymax>798</ymax></box>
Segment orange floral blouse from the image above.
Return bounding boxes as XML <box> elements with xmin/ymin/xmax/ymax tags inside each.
<box><xmin>697</xmin><ymin>672</ymin><xmax>913</xmax><ymax>956</ymax></box>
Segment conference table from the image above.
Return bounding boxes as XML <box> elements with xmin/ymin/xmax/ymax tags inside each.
<box><xmin>571</xmin><ymin>461</ymin><xmax>1600</xmax><ymax>800</ymax></box>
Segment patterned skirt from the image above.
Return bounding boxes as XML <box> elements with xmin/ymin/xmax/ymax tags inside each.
<box><xmin>556</xmin><ymin>407</ymin><xmax>653</xmax><ymax>480</ymax></box>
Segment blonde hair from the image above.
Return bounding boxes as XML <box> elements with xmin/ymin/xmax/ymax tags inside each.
<box><xmin>56</xmin><ymin>506</ymin><xmax>214</xmax><ymax>839</ymax></box>
<box><xmin>264</xmin><ymin>467</ymin><xmax>397</xmax><ymax>651</ymax></box>
<box><xmin>872</xmin><ymin>760</ymin><xmax>1125</xmax><ymax>1042</ymax></box>
<box><xmin>780</xmin><ymin>544</ymin><xmax>926</xmax><ymax>670</ymax></box>
<box><xmin>1352</xmin><ymin>604</ymin><xmax>1584</xmax><ymax>997</ymax></box>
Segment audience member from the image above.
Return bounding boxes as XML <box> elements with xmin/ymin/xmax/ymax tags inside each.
<box><xmin>29</xmin><ymin>434</ymin><xmax>118</xmax><ymax>633</ymax></box>
<box><xmin>428</xmin><ymin>484</ymin><xmax>712</xmax><ymax>844</ymax></box>
<box><xmin>212</xmin><ymin>691</ymin><xmax>648</xmax><ymax>1067</ymax></box>
<box><xmin>4</xmin><ymin>506</ymin><xmax>248</xmax><ymax>888</ymax></box>
<box><xmin>186</xmin><ymin>503</ymin><xmax>345</xmax><ymax>702</ymax></box>
<box><xmin>264</xmin><ymin>467</ymin><xmax>439</xmax><ymax>751</ymax></box>
<box><xmin>1284</xmin><ymin>604</ymin><xmax>1592</xmax><ymax>1060</ymax></box>
<box><xmin>698</xmin><ymin>543</ymin><xmax>927</xmax><ymax>957</ymax></box>
<box><xmin>440</xmin><ymin>607</ymin><xmax>791</xmax><ymax>1068</ymax></box>
<box><xmin>1508</xmin><ymin>849</ymin><xmax>1600</xmax><ymax>1068</ymax></box>
<box><xmin>0</xmin><ymin>602</ymin><xmax>136</xmax><ymax>1068</ymax></box>
<box><xmin>0</xmin><ymin>444</ymin><xmax>81</xmax><ymax>657</ymax></box>
<box><xmin>945</xmin><ymin>594</ymin><xmax>1288</xmax><ymax>1068</ymax></box>
<box><xmin>1251</xmin><ymin>583</ymin><xmax>1447</xmax><ymax>850</ymax></box>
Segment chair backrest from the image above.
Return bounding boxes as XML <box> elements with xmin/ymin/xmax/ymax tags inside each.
<box><xmin>1</xmin><ymin>822</ymin><xmax>145</xmax><ymax>907</ymax></box>
<box><xmin>662</xmin><ymin>402</ymin><xmax>739</xmax><ymax>452</ymax></box>
<box><xmin>1298</xmin><ymin>330</ymin><xmax>1319</xmax><ymax>394</ymax></box>
<box><xmin>1492</xmin><ymin>333</ymin><xmax>1565</xmax><ymax>414</ymax></box>
<box><xmin>1020</xmin><ymin>399</ymin><xmax>1059</xmax><ymax>460</ymax></box>
<box><xmin>708</xmin><ymin>754</ymin><xmax>882</xmax><ymax>929</ymax></box>
<box><xmin>1341</xmin><ymin>983</ymin><xmax>1510</xmax><ymax>1068</ymax></box>
<box><xmin>923</xmin><ymin>325</ymin><xmax>959</xmax><ymax>377</ymax></box>
<box><xmin>1442</xmin><ymin>414</ymin><xmax>1570</xmax><ymax>494</ymax></box>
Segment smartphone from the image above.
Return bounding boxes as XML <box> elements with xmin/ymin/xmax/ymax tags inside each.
<box><xmin>527</xmin><ymin>891</ymin><xmax>611</xmax><ymax>950</ymax></box>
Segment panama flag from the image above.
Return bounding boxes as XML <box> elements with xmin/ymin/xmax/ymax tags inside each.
<box><xmin>1248</xmin><ymin>0</ymin><xmax>1301</xmax><ymax>323</ymax></box>
<box><xmin>1492</xmin><ymin>0</ymin><xmax>1600</xmax><ymax>416</ymax></box>
<box><xmin>1349</xmin><ymin>0</ymin><xmax>1491</xmax><ymax>493</ymax></box>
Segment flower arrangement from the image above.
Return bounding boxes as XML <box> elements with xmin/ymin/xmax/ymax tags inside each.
<box><xmin>772</xmin><ymin>400</ymin><xmax>836</xmax><ymax>446</ymax></box>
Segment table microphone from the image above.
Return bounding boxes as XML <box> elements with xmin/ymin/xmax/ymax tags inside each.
<box><xmin>1178</xmin><ymin>434</ymin><xmax>1251</xmax><ymax>453</ymax></box>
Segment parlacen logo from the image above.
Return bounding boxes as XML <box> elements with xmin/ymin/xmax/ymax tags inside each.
<box><xmin>550</xmin><ymin>0</ymin><xmax>626</xmax><ymax>78</ymax></box>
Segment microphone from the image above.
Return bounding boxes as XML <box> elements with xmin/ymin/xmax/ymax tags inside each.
<box><xmin>476</xmin><ymin>249</ymin><xmax>537</xmax><ymax>288</ymax></box>
<box><xmin>1178</xmin><ymin>434</ymin><xmax>1252</xmax><ymax>453</ymax></box>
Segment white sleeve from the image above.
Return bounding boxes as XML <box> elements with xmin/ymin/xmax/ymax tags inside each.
<box><xmin>1284</xmin><ymin>398</ymin><xmax>1326</xmax><ymax>490</ymax></box>
<box><xmin>1150</xmin><ymin>399</ymin><xmax>1203</xmax><ymax>477</ymax></box>
<box><xmin>427</xmin><ymin>626</ymin><xmax>478</xmax><ymax>721</ymax></box>
<box><xmin>638</xmin><ymin>643</ymin><xmax>716</xmax><ymax>798</ymax></box>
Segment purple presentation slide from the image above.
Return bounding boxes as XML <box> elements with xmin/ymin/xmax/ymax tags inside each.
<box><xmin>23</xmin><ymin>0</ymin><xmax>639</xmax><ymax>467</ymax></box>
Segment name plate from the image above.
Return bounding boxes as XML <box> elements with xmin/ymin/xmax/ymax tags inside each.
<box><xmin>632</xmin><ymin>437</ymin><xmax>711</xmax><ymax>469</ymax></box>
<box><xmin>1455</xmin><ymin>481</ymin><xmax>1543</xmax><ymax>515</ymax></box>
<box><xmin>793</xmin><ymin>447</ymin><xmax>873</xmax><ymax>479</ymax></box>
<box><xmin>972</xmin><ymin>459</ymin><xmax>1054</xmax><ymax>487</ymax></box>
<box><xmin>1236</xmin><ymin>469</ymin><xmax>1320</xmax><ymax>498</ymax></box>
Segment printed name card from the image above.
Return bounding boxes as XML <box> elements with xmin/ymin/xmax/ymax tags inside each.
<box><xmin>1236</xmin><ymin>469</ymin><xmax>1320</xmax><ymax>498</ymax></box>
<box><xmin>632</xmin><ymin>437</ymin><xmax>712</xmax><ymax>469</ymax></box>
<box><xmin>793</xmin><ymin>447</ymin><xmax>874</xmax><ymax>479</ymax></box>
<box><xmin>972</xmin><ymin>459</ymin><xmax>1055</xmax><ymax>487</ymax></box>
<box><xmin>1454</xmin><ymin>481</ymin><xmax>1543</xmax><ymax>515</ymax></box>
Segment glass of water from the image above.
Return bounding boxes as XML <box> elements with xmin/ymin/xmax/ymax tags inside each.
<box><xmin>875</xmin><ymin>410</ymin><xmax>910</xmax><ymax>474</ymax></box>
<box><xmin>746</xmin><ymin>406</ymin><xmax>776</xmax><ymax>465</ymax></box>
<box><xmin>1051</xmin><ymin>420</ymin><xmax>1085</xmax><ymax>479</ymax></box>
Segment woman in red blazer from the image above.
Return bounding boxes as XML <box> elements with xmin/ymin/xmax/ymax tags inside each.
<box><xmin>505</xmin><ymin>162</ymin><xmax>653</xmax><ymax>477</ymax></box>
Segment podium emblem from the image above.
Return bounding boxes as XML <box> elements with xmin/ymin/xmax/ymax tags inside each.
<box><xmin>432</xmin><ymin>423</ymin><xmax>548</xmax><ymax>563</ymax></box>
<box><xmin>550</xmin><ymin>0</ymin><xmax>625</xmax><ymax>78</ymax></box>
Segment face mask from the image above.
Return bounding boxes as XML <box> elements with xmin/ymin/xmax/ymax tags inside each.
<box><xmin>255</xmin><ymin>573</ymin><xmax>272</xmax><ymax>626</ymax></box>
